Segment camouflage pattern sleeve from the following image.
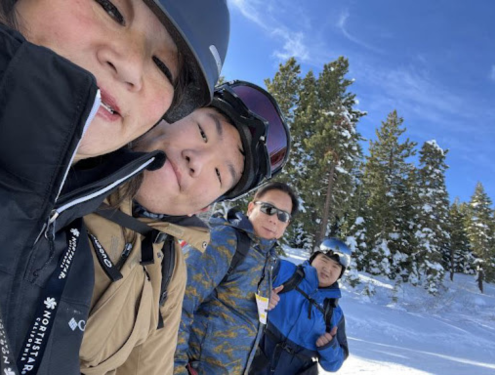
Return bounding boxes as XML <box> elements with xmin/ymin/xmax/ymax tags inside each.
<box><xmin>174</xmin><ymin>223</ymin><xmax>237</xmax><ymax>374</ymax></box>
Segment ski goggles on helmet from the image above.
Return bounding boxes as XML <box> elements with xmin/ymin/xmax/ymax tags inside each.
<box><xmin>319</xmin><ymin>238</ymin><xmax>352</xmax><ymax>268</ymax></box>
<box><xmin>254</xmin><ymin>201</ymin><xmax>291</xmax><ymax>223</ymax></box>
<box><xmin>212</xmin><ymin>80</ymin><xmax>291</xmax><ymax>201</ymax></box>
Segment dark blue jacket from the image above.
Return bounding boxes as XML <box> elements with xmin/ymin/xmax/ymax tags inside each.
<box><xmin>0</xmin><ymin>24</ymin><xmax>164</xmax><ymax>375</ymax></box>
<box><xmin>255</xmin><ymin>260</ymin><xmax>348</xmax><ymax>374</ymax></box>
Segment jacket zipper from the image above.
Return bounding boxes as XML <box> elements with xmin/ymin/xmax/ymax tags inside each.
<box><xmin>33</xmin><ymin>91</ymin><xmax>101</xmax><ymax>245</ymax></box>
<box><xmin>35</xmin><ymin>157</ymin><xmax>155</xmax><ymax>244</ymax></box>
<box><xmin>55</xmin><ymin>90</ymin><xmax>101</xmax><ymax>201</ymax></box>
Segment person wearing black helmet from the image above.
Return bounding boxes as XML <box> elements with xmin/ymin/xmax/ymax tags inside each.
<box><xmin>174</xmin><ymin>181</ymin><xmax>299</xmax><ymax>375</ymax></box>
<box><xmin>249</xmin><ymin>238</ymin><xmax>351</xmax><ymax>375</ymax></box>
<box><xmin>80</xmin><ymin>81</ymin><xmax>291</xmax><ymax>375</ymax></box>
<box><xmin>0</xmin><ymin>1</ymin><xmax>230</xmax><ymax>374</ymax></box>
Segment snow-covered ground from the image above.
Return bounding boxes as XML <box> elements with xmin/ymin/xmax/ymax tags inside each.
<box><xmin>282</xmin><ymin>248</ymin><xmax>495</xmax><ymax>374</ymax></box>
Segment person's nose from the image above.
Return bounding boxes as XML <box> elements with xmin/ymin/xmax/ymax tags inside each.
<box><xmin>267</xmin><ymin>213</ymin><xmax>278</xmax><ymax>225</ymax></box>
<box><xmin>183</xmin><ymin>149</ymin><xmax>210</xmax><ymax>178</ymax></box>
<box><xmin>97</xmin><ymin>36</ymin><xmax>145</xmax><ymax>92</ymax></box>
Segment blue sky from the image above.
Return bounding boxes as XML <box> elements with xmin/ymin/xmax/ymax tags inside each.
<box><xmin>222</xmin><ymin>0</ymin><xmax>495</xmax><ymax>205</ymax></box>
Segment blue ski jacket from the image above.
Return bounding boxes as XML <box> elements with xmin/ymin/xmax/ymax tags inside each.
<box><xmin>174</xmin><ymin>210</ymin><xmax>278</xmax><ymax>375</ymax></box>
<box><xmin>257</xmin><ymin>260</ymin><xmax>349</xmax><ymax>374</ymax></box>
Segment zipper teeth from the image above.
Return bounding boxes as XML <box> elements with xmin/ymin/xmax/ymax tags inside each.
<box><xmin>56</xmin><ymin>90</ymin><xmax>102</xmax><ymax>201</ymax></box>
<box><xmin>54</xmin><ymin>157</ymin><xmax>155</xmax><ymax>218</ymax></box>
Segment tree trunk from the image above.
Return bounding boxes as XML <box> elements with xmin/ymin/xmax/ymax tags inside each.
<box><xmin>450</xmin><ymin>246</ymin><xmax>454</xmax><ymax>281</ymax></box>
<box><xmin>477</xmin><ymin>268</ymin><xmax>484</xmax><ymax>294</ymax></box>
<box><xmin>316</xmin><ymin>162</ymin><xmax>336</xmax><ymax>248</ymax></box>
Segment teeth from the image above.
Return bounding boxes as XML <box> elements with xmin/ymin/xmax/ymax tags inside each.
<box><xmin>101</xmin><ymin>102</ymin><xmax>116</xmax><ymax>114</ymax></box>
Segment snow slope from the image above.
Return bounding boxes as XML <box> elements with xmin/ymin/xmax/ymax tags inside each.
<box><xmin>282</xmin><ymin>248</ymin><xmax>495</xmax><ymax>374</ymax></box>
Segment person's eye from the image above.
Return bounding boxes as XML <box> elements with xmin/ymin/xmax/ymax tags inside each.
<box><xmin>95</xmin><ymin>0</ymin><xmax>125</xmax><ymax>26</ymax></box>
<box><xmin>198</xmin><ymin>124</ymin><xmax>208</xmax><ymax>142</ymax></box>
<box><xmin>215</xmin><ymin>168</ymin><xmax>222</xmax><ymax>185</ymax></box>
<box><xmin>153</xmin><ymin>56</ymin><xmax>174</xmax><ymax>86</ymax></box>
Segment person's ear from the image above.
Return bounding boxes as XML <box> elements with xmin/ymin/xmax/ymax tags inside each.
<box><xmin>247</xmin><ymin>201</ymin><xmax>255</xmax><ymax>216</ymax></box>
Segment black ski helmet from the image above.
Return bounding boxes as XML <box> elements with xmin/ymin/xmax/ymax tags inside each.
<box><xmin>209</xmin><ymin>80</ymin><xmax>291</xmax><ymax>201</ymax></box>
<box><xmin>309</xmin><ymin>238</ymin><xmax>352</xmax><ymax>278</ymax></box>
<box><xmin>143</xmin><ymin>1</ymin><xmax>231</xmax><ymax>121</ymax></box>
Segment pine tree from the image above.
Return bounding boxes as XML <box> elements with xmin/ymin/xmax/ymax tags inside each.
<box><xmin>361</xmin><ymin>110</ymin><xmax>417</xmax><ymax>279</ymax></box>
<box><xmin>448</xmin><ymin>199</ymin><xmax>474</xmax><ymax>278</ymax></box>
<box><xmin>344</xmin><ymin>168</ymin><xmax>371</xmax><ymax>272</ymax></box>
<box><xmin>298</xmin><ymin>57</ymin><xmax>365</xmax><ymax>250</ymax></box>
<box><xmin>265</xmin><ymin>59</ymin><xmax>309</xmax><ymax>248</ymax></box>
<box><xmin>414</xmin><ymin>140</ymin><xmax>449</xmax><ymax>294</ymax></box>
<box><xmin>467</xmin><ymin>182</ymin><xmax>495</xmax><ymax>285</ymax></box>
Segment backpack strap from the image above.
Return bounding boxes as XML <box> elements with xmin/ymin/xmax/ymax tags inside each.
<box><xmin>323</xmin><ymin>298</ymin><xmax>338</xmax><ymax>332</ymax></box>
<box><xmin>222</xmin><ymin>229</ymin><xmax>251</xmax><ymax>282</ymax></box>
<box><xmin>96</xmin><ymin>203</ymin><xmax>158</xmax><ymax>265</ymax></box>
<box><xmin>278</xmin><ymin>265</ymin><xmax>305</xmax><ymax>294</ymax></box>
<box><xmin>157</xmin><ymin>235</ymin><xmax>176</xmax><ymax>329</ymax></box>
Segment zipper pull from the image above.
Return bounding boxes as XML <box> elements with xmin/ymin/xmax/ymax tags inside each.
<box><xmin>116</xmin><ymin>243</ymin><xmax>133</xmax><ymax>269</ymax></box>
<box><xmin>34</xmin><ymin>210</ymin><xmax>59</xmax><ymax>245</ymax></box>
<box><xmin>122</xmin><ymin>243</ymin><xmax>132</xmax><ymax>259</ymax></box>
<box><xmin>44</xmin><ymin>210</ymin><xmax>60</xmax><ymax>241</ymax></box>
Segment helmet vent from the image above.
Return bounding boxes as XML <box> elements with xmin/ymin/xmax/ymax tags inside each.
<box><xmin>209</xmin><ymin>45</ymin><xmax>222</xmax><ymax>76</ymax></box>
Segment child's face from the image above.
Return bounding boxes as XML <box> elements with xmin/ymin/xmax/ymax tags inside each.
<box><xmin>16</xmin><ymin>0</ymin><xmax>179</xmax><ymax>160</ymax></box>
<box><xmin>133</xmin><ymin>108</ymin><xmax>245</xmax><ymax>216</ymax></box>
<box><xmin>311</xmin><ymin>254</ymin><xmax>342</xmax><ymax>287</ymax></box>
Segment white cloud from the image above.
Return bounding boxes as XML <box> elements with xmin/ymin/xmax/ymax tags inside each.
<box><xmin>337</xmin><ymin>10</ymin><xmax>383</xmax><ymax>54</ymax></box>
<box><xmin>229</xmin><ymin>0</ymin><xmax>265</xmax><ymax>26</ymax></box>
<box><xmin>271</xmin><ymin>29</ymin><xmax>309</xmax><ymax>61</ymax></box>
<box><xmin>228</xmin><ymin>0</ymin><xmax>311</xmax><ymax>63</ymax></box>
<box><xmin>358</xmin><ymin>63</ymin><xmax>476</xmax><ymax>130</ymax></box>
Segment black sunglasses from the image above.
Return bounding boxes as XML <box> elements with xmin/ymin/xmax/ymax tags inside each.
<box><xmin>254</xmin><ymin>201</ymin><xmax>291</xmax><ymax>223</ymax></box>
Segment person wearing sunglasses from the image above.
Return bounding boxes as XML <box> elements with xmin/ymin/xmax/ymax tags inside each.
<box><xmin>249</xmin><ymin>238</ymin><xmax>351</xmax><ymax>375</ymax></box>
<box><xmin>174</xmin><ymin>181</ymin><xmax>299</xmax><ymax>375</ymax></box>
<box><xmin>79</xmin><ymin>81</ymin><xmax>291</xmax><ymax>375</ymax></box>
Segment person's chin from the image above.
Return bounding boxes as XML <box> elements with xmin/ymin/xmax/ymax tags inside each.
<box><xmin>261</xmin><ymin>228</ymin><xmax>276</xmax><ymax>239</ymax></box>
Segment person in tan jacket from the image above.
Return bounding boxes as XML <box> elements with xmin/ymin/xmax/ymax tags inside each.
<box><xmin>79</xmin><ymin>80</ymin><xmax>291</xmax><ymax>375</ymax></box>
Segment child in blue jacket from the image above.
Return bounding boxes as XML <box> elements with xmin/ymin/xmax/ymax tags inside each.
<box><xmin>250</xmin><ymin>238</ymin><xmax>351</xmax><ymax>374</ymax></box>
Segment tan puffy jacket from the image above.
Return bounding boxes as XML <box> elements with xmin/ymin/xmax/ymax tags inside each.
<box><xmin>80</xmin><ymin>191</ymin><xmax>209</xmax><ymax>375</ymax></box>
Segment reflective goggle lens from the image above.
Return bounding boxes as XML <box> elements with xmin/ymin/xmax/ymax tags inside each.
<box><xmin>230</xmin><ymin>85</ymin><xmax>289</xmax><ymax>172</ymax></box>
<box><xmin>320</xmin><ymin>238</ymin><xmax>352</xmax><ymax>268</ymax></box>
<box><xmin>326</xmin><ymin>250</ymin><xmax>350</xmax><ymax>268</ymax></box>
<box><xmin>255</xmin><ymin>201</ymin><xmax>291</xmax><ymax>223</ymax></box>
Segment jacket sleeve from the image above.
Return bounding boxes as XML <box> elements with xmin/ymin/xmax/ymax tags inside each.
<box><xmin>116</xmin><ymin>246</ymin><xmax>187</xmax><ymax>375</ymax></box>
<box><xmin>317</xmin><ymin>314</ymin><xmax>349</xmax><ymax>372</ymax></box>
<box><xmin>173</xmin><ymin>225</ymin><xmax>237</xmax><ymax>374</ymax></box>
